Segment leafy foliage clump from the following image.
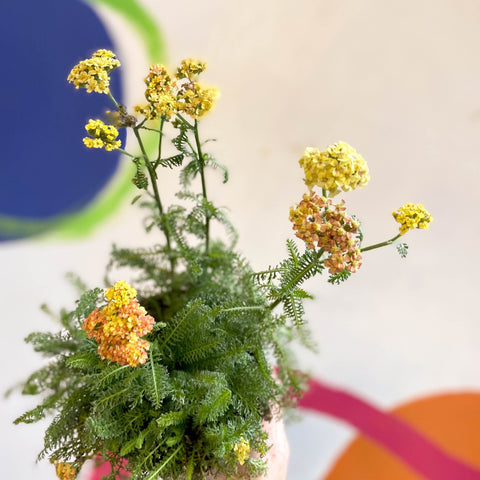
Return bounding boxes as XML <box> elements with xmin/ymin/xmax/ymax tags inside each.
<box><xmin>14</xmin><ymin>52</ymin><xmax>421</xmax><ymax>480</ymax></box>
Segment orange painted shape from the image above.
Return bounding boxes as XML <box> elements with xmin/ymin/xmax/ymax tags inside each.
<box><xmin>325</xmin><ymin>392</ymin><xmax>480</xmax><ymax>480</ymax></box>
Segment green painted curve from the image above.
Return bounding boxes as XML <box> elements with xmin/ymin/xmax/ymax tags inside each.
<box><xmin>0</xmin><ymin>0</ymin><xmax>166</xmax><ymax>240</ymax></box>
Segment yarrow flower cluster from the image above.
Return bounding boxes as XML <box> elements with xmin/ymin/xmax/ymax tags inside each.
<box><xmin>67</xmin><ymin>49</ymin><xmax>120</xmax><ymax>94</ymax></box>
<box><xmin>290</xmin><ymin>192</ymin><xmax>362</xmax><ymax>274</ymax></box>
<box><xmin>134</xmin><ymin>58</ymin><xmax>219</xmax><ymax>121</ymax></box>
<box><xmin>392</xmin><ymin>203</ymin><xmax>433</xmax><ymax>235</ymax></box>
<box><xmin>299</xmin><ymin>142</ymin><xmax>370</xmax><ymax>196</ymax></box>
<box><xmin>53</xmin><ymin>461</ymin><xmax>76</xmax><ymax>480</ymax></box>
<box><xmin>82</xmin><ymin>281</ymin><xmax>155</xmax><ymax>367</ymax></box>
<box><xmin>83</xmin><ymin>119</ymin><xmax>121</xmax><ymax>151</ymax></box>
<box><xmin>232</xmin><ymin>437</ymin><xmax>250</xmax><ymax>466</ymax></box>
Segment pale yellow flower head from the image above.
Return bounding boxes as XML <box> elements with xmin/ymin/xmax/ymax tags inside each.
<box><xmin>392</xmin><ymin>203</ymin><xmax>432</xmax><ymax>235</ymax></box>
<box><xmin>67</xmin><ymin>49</ymin><xmax>120</xmax><ymax>94</ymax></box>
<box><xmin>299</xmin><ymin>142</ymin><xmax>370</xmax><ymax>196</ymax></box>
<box><xmin>232</xmin><ymin>437</ymin><xmax>250</xmax><ymax>465</ymax></box>
<box><xmin>83</xmin><ymin>119</ymin><xmax>121</xmax><ymax>151</ymax></box>
<box><xmin>176</xmin><ymin>83</ymin><xmax>220</xmax><ymax>120</ymax></box>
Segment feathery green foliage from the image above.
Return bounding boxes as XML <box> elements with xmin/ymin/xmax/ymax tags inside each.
<box><xmin>13</xmin><ymin>51</ymin><xmax>425</xmax><ymax>480</ymax></box>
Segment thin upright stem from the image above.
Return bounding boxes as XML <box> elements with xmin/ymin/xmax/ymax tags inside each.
<box><xmin>117</xmin><ymin>148</ymin><xmax>137</xmax><ymax>159</ymax></box>
<box><xmin>361</xmin><ymin>233</ymin><xmax>402</xmax><ymax>252</ymax></box>
<box><xmin>107</xmin><ymin>91</ymin><xmax>120</xmax><ymax>110</ymax></box>
<box><xmin>193</xmin><ymin>119</ymin><xmax>210</xmax><ymax>253</ymax></box>
<box><xmin>156</xmin><ymin>117</ymin><xmax>165</xmax><ymax>165</ymax></box>
<box><xmin>133</xmin><ymin>127</ymin><xmax>175</xmax><ymax>273</ymax></box>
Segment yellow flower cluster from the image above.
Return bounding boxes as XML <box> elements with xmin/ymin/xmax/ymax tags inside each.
<box><xmin>82</xmin><ymin>281</ymin><xmax>155</xmax><ymax>367</ymax></box>
<box><xmin>299</xmin><ymin>142</ymin><xmax>370</xmax><ymax>196</ymax></box>
<box><xmin>232</xmin><ymin>437</ymin><xmax>250</xmax><ymax>465</ymax></box>
<box><xmin>67</xmin><ymin>49</ymin><xmax>120</xmax><ymax>94</ymax></box>
<box><xmin>83</xmin><ymin>119</ymin><xmax>121</xmax><ymax>151</ymax></box>
<box><xmin>392</xmin><ymin>203</ymin><xmax>433</xmax><ymax>235</ymax></box>
<box><xmin>135</xmin><ymin>58</ymin><xmax>219</xmax><ymax>121</ymax></box>
<box><xmin>290</xmin><ymin>192</ymin><xmax>362</xmax><ymax>274</ymax></box>
<box><xmin>176</xmin><ymin>58</ymin><xmax>206</xmax><ymax>79</ymax></box>
<box><xmin>53</xmin><ymin>462</ymin><xmax>76</xmax><ymax>480</ymax></box>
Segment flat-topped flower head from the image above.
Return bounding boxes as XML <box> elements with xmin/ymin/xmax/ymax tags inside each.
<box><xmin>67</xmin><ymin>49</ymin><xmax>120</xmax><ymax>94</ymax></box>
<box><xmin>233</xmin><ymin>437</ymin><xmax>250</xmax><ymax>466</ymax></box>
<box><xmin>392</xmin><ymin>203</ymin><xmax>432</xmax><ymax>235</ymax></box>
<box><xmin>135</xmin><ymin>59</ymin><xmax>219</xmax><ymax>121</ymax></box>
<box><xmin>176</xmin><ymin>58</ymin><xmax>207</xmax><ymax>80</ymax></box>
<box><xmin>289</xmin><ymin>192</ymin><xmax>362</xmax><ymax>274</ymax></box>
<box><xmin>105</xmin><ymin>280</ymin><xmax>137</xmax><ymax>305</ymax></box>
<box><xmin>176</xmin><ymin>83</ymin><xmax>220</xmax><ymax>119</ymax></box>
<box><xmin>83</xmin><ymin>119</ymin><xmax>121</xmax><ymax>151</ymax></box>
<box><xmin>299</xmin><ymin>142</ymin><xmax>370</xmax><ymax>196</ymax></box>
<box><xmin>53</xmin><ymin>461</ymin><xmax>76</xmax><ymax>480</ymax></box>
<box><xmin>136</xmin><ymin>63</ymin><xmax>178</xmax><ymax>120</ymax></box>
<box><xmin>82</xmin><ymin>281</ymin><xmax>155</xmax><ymax>367</ymax></box>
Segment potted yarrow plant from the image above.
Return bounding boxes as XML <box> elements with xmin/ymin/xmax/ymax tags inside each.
<box><xmin>12</xmin><ymin>49</ymin><xmax>432</xmax><ymax>480</ymax></box>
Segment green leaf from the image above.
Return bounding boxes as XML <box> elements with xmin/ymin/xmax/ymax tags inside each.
<box><xmin>328</xmin><ymin>269</ymin><xmax>351</xmax><ymax>285</ymax></box>
<box><xmin>397</xmin><ymin>242</ymin><xmax>409</xmax><ymax>258</ymax></box>
<box><xmin>131</xmin><ymin>194</ymin><xmax>143</xmax><ymax>205</ymax></box>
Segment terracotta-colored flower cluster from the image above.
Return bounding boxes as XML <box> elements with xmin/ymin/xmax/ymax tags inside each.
<box><xmin>53</xmin><ymin>461</ymin><xmax>76</xmax><ymax>480</ymax></box>
<box><xmin>83</xmin><ymin>119</ymin><xmax>121</xmax><ymax>151</ymax></box>
<box><xmin>82</xmin><ymin>281</ymin><xmax>155</xmax><ymax>367</ymax></box>
<box><xmin>392</xmin><ymin>203</ymin><xmax>433</xmax><ymax>235</ymax></box>
<box><xmin>67</xmin><ymin>49</ymin><xmax>120</xmax><ymax>94</ymax></box>
<box><xmin>289</xmin><ymin>192</ymin><xmax>362</xmax><ymax>274</ymax></box>
<box><xmin>299</xmin><ymin>142</ymin><xmax>370</xmax><ymax>196</ymax></box>
<box><xmin>135</xmin><ymin>58</ymin><xmax>219</xmax><ymax>121</ymax></box>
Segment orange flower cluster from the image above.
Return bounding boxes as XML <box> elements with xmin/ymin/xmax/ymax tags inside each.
<box><xmin>82</xmin><ymin>281</ymin><xmax>155</xmax><ymax>367</ymax></box>
<box><xmin>289</xmin><ymin>192</ymin><xmax>362</xmax><ymax>274</ymax></box>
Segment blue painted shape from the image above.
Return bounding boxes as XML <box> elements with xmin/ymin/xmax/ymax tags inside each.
<box><xmin>0</xmin><ymin>0</ymin><xmax>124</xmax><ymax>231</ymax></box>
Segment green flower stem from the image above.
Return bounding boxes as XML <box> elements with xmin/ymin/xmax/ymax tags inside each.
<box><xmin>268</xmin><ymin>249</ymin><xmax>323</xmax><ymax>311</ymax></box>
<box><xmin>221</xmin><ymin>305</ymin><xmax>267</xmax><ymax>314</ymax></box>
<box><xmin>117</xmin><ymin>148</ymin><xmax>137</xmax><ymax>159</ymax></box>
<box><xmin>144</xmin><ymin>445</ymin><xmax>183</xmax><ymax>480</ymax></box>
<box><xmin>252</xmin><ymin>267</ymin><xmax>286</xmax><ymax>277</ymax></box>
<box><xmin>107</xmin><ymin>91</ymin><xmax>121</xmax><ymax>110</ymax></box>
<box><xmin>176</xmin><ymin>113</ymin><xmax>194</xmax><ymax>129</ymax></box>
<box><xmin>193</xmin><ymin>119</ymin><xmax>210</xmax><ymax>253</ymax></box>
<box><xmin>133</xmin><ymin>126</ymin><xmax>175</xmax><ymax>272</ymax></box>
<box><xmin>156</xmin><ymin>117</ymin><xmax>165</xmax><ymax>165</ymax></box>
<box><xmin>361</xmin><ymin>233</ymin><xmax>402</xmax><ymax>252</ymax></box>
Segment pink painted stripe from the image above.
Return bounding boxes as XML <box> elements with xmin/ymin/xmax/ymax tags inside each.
<box><xmin>298</xmin><ymin>379</ymin><xmax>480</xmax><ymax>480</ymax></box>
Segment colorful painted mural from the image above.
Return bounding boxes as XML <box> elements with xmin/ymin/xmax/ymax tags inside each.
<box><xmin>0</xmin><ymin>0</ymin><xmax>165</xmax><ymax>240</ymax></box>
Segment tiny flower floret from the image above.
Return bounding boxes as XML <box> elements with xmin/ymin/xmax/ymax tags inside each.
<box><xmin>300</xmin><ymin>142</ymin><xmax>370</xmax><ymax>196</ymax></box>
<box><xmin>233</xmin><ymin>437</ymin><xmax>250</xmax><ymax>465</ymax></box>
<box><xmin>82</xmin><ymin>281</ymin><xmax>155</xmax><ymax>367</ymax></box>
<box><xmin>67</xmin><ymin>49</ymin><xmax>120</xmax><ymax>94</ymax></box>
<box><xmin>53</xmin><ymin>461</ymin><xmax>76</xmax><ymax>480</ymax></box>
<box><xmin>83</xmin><ymin>119</ymin><xmax>121</xmax><ymax>151</ymax></box>
<box><xmin>290</xmin><ymin>192</ymin><xmax>362</xmax><ymax>274</ymax></box>
<box><xmin>392</xmin><ymin>203</ymin><xmax>432</xmax><ymax>235</ymax></box>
